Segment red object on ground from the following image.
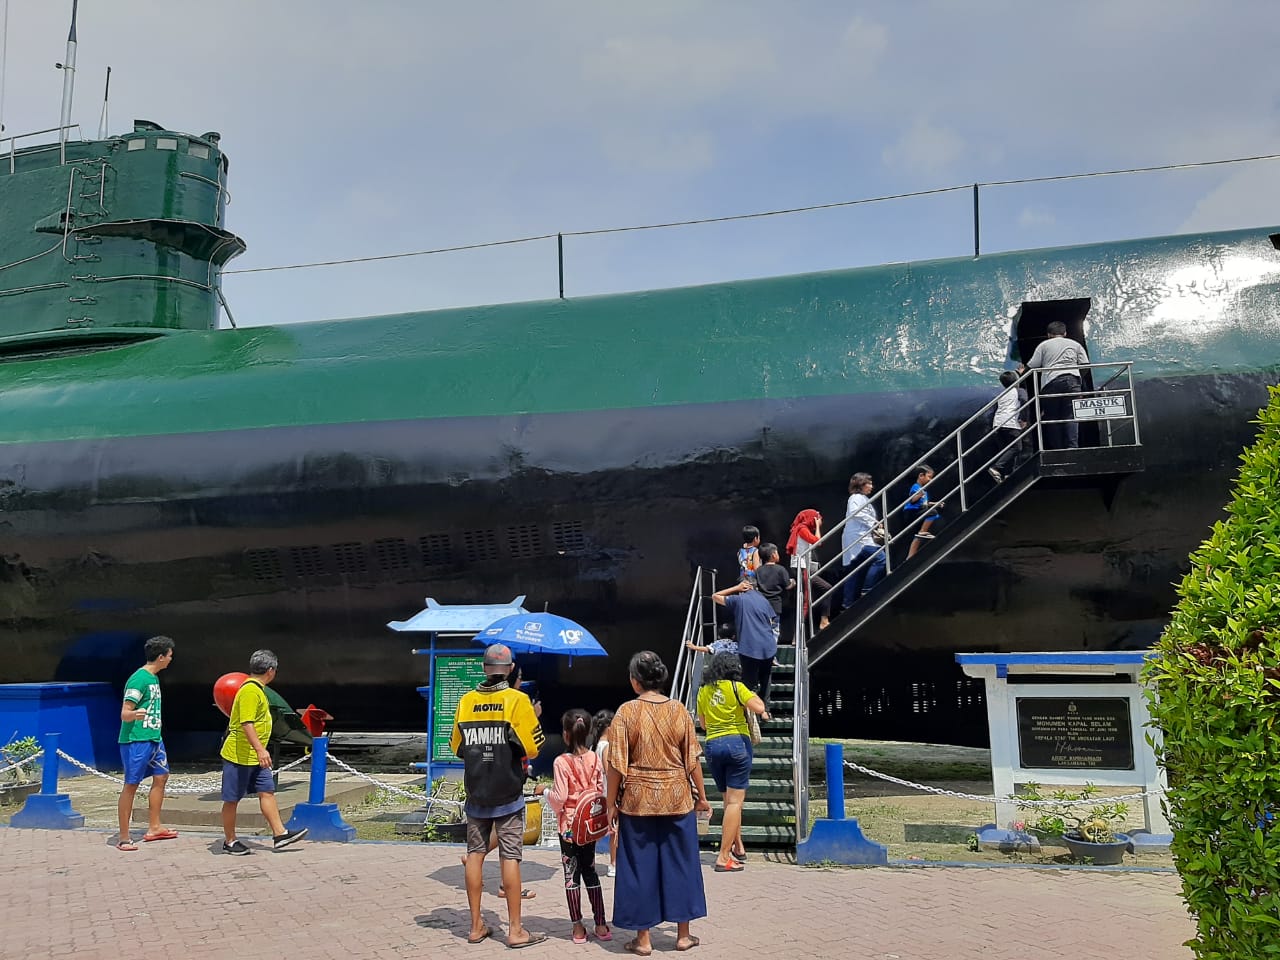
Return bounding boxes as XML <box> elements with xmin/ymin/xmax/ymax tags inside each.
<box><xmin>213</xmin><ymin>672</ymin><xmax>249</xmax><ymax>718</ymax></box>
<box><xmin>300</xmin><ymin>704</ymin><xmax>333</xmax><ymax>737</ymax></box>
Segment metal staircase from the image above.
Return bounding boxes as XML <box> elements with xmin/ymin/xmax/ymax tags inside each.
<box><xmin>806</xmin><ymin>361</ymin><xmax>1143</xmax><ymax>670</ymax></box>
<box><xmin>674</xmin><ymin>361</ymin><xmax>1144</xmax><ymax>854</ymax></box>
<box><xmin>670</xmin><ymin>569</ymin><xmax>800</xmax><ymax>852</ymax></box>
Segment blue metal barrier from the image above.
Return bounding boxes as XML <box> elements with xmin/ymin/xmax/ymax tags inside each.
<box><xmin>284</xmin><ymin>736</ymin><xmax>356</xmax><ymax>841</ymax></box>
<box><xmin>795</xmin><ymin>743</ymin><xmax>887</xmax><ymax>865</ymax></box>
<box><xmin>10</xmin><ymin>733</ymin><xmax>86</xmax><ymax>829</ymax></box>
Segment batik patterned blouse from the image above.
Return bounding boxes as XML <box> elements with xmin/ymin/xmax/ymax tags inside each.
<box><xmin>608</xmin><ymin>697</ymin><xmax>700</xmax><ymax>817</ymax></box>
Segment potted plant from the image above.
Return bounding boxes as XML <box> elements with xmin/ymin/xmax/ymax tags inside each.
<box><xmin>421</xmin><ymin>776</ymin><xmax>469</xmax><ymax>843</ymax></box>
<box><xmin>1014</xmin><ymin>782</ymin><xmax>1130</xmax><ymax>865</ymax></box>
<box><xmin>0</xmin><ymin>736</ymin><xmax>42</xmax><ymax>806</ymax></box>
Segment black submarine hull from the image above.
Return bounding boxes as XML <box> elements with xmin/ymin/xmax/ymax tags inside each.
<box><xmin>2</xmin><ymin>367</ymin><xmax>1268</xmax><ymax>746</ymax></box>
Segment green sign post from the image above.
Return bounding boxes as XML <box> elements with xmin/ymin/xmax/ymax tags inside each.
<box><xmin>430</xmin><ymin>654</ymin><xmax>488</xmax><ymax>764</ymax></box>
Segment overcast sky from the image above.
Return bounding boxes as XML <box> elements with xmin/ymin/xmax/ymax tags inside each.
<box><xmin>2</xmin><ymin>1</ymin><xmax>1278</xmax><ymax>327</ymax></box>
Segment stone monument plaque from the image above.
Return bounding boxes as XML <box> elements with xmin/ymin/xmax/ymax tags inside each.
<box><xmin>1015</xmin><ymin>696</ymin><xmax>1134</xmax><ymax>770</ymax></box>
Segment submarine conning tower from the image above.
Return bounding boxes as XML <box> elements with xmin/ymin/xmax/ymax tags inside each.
<box><xmin>0</xmin><ymin>120</ymin><xmax>245</xmax><ymax>354</ymax></box>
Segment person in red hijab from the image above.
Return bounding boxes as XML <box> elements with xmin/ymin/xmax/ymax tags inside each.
<box><xmin>786</xmin><ymin>509</ymin><xmax>833</xmax><ymax>631</ymax></box>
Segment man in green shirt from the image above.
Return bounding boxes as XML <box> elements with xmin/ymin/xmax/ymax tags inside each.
<box><xmin>117</xmin><ymin>636</ymin><xmax>177</xmax><ymax>851</ymax></box>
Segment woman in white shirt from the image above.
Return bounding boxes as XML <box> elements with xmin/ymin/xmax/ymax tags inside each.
<box><xmin>840</xmin><ymin>473</ymin><xmax>887</xmax><ymax>608</ymax></box>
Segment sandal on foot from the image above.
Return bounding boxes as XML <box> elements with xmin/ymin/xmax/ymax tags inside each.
<box><xmin>572</xmin><ymin>929</ymin><xmax>588</xmax><ymax>945</ymax></box>
<box><xmin>595</xmin><ymin>928</ymin><xmax>613</xmax><ymax>942</ymax></box>
<box><xmin>467</xmin><ymin>926</ymin><xmax>493</xmax><ymax>945</ymax></box>
<box><xmin>675</xmin><ymin>937</ymin><xmax>701</xmax><ymax>952</ymax></box>
<box><xmin>142</xmin><ymin>829</ymin><xmax>178</xmax><ymax>841</ymax></box>
<box><xmin>713</xmin><ymin>861</ymin><xmax>744</xmax><ymax>872</ymax></box>
<box><xmin>624</xmin><ymin>940</ymin><xmax>652</xmax><ymax>956</ymax></box>
<box><xmin>507</xmin><ymin>933</ymin><xmax>547</xmax><ymax>949</ymax></box>
<box><xmin>115</xmin><ymin>840</ymin><xmax>138</xmax><ymax>852</ymax></box>
<box><xmin>497</xmin><ymin>887</ymin><xmax>536</xmax><ymax>900</ymax></box>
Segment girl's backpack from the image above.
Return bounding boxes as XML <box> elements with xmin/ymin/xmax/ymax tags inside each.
<box><xmin>565</xmin><ymin>752</ymin><xmax>610</xmax><ymax>845</ymax></box>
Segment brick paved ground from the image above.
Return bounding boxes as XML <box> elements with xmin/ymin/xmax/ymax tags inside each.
<box><xmin>0</xmin><ymin>829</ymin><xmax>1192</xmax><ymax>960</ymax></box>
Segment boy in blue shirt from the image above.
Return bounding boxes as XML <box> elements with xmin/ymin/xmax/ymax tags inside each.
<box><xmin>904</xmin><ymin>464</ymin><xmax>944</xmax><ymax>558</ymax></box>
<box><xmin>737</xmin><ymin>525</ymin><xmax>761</xmax><ymax>582</ymax></box>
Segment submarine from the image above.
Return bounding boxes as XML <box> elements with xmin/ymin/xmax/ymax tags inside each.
<box><xmin>1</xmin><ymin>114</ymin><xmax>1278</xmax><ymax>745</ymax></box>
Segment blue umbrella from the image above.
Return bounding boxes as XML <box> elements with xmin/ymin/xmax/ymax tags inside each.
<box><xmin>474</xmin><ymin>612</ymin><xmax>607</xmax><ymax>658</ymax></box>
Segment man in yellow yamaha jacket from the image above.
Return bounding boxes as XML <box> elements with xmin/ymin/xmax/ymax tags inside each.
<box><xmin>451</xmin><ymin>643</ymin><xmax>545</xmax><ymax>948</ymax></box>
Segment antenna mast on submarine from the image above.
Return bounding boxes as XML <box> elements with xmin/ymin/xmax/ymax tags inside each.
<box><xmin>57</xmin><ymin>0</ymin><xmax>79</xmax><ymax>163</ymax></box>
<box><xmin>1</xmin><ymin>0</ymin><xmax>10</xmax><ymax>134</ymax></box>
<box><xmin>97</xmin><ymin>65</ymin><xmax>110</xmax><ymax>139</ymax></box>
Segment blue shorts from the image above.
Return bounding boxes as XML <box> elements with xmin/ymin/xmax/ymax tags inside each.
<box><xmin>120</xmin><ymin>740</ymin><xmax>169</xmax><ymax>785</ymax></box>
<box><xmin>221</xmin><ymin>759</ymin><xmax>275</xmax><ymax>802</ymax></box>
<box><xmin>705</xmin><ymin>734</ymin><xmax>752</xmax><ymax>792</ymax></box>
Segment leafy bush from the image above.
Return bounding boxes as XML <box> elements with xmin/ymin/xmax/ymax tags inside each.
<box><xmin>1146</xmin><ymin>385</ymin><xmax>1280</xmax><ymax>959</ymax></box>
<box><xmin>1</xmin><ymin>736</ymin><xmax>40</xmax><ymax>783</ymax></box>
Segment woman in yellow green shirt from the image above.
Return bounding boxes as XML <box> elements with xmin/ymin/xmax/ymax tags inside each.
<box><xmin>695</xmin><ymin>652</ymin><xmax>767</xmax><ymax>872</ymax></box>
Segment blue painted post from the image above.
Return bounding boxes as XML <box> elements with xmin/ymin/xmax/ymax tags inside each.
<box><xmin>40</xmin><ymin>733</ymin><xmax>61</xmax><ymax>795</ymax></box>
<box><xmin>10</xmin><ymin>733</ymin><xmax>85</xmax><ymax>829</ymax></box>
<box><xmin>284</xmin><ymin>736</ymin><xmax>356</xmax><ymax>841</ymax></box>
<box><xmin>825</xmin><ymin>743</ymin><xmax>846</xmax><ymax>820</ymax></box>
<box><xmin>795</xmin><ymin>740</ymin><xmax>888</xmax><ymax>865</ymax></box>
<box><xmin>307</xmin><ymin>734</ymin><xmax>330</xmax><ymax>805</ymax></box>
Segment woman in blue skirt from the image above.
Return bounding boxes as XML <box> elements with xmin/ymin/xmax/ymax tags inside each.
<box><xmin>606</xmin><ymin>651</ymin><xmax>711</xmax><ymax>954</ymax></box>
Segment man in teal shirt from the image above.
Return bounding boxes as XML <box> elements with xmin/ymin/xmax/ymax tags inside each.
<box><xmin>117</xmin><ymin>636</ymin><xmax>176</xmax><ymax>851</ymax></box>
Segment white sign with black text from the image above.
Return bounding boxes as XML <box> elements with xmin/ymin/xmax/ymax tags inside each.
<box><xmin>1072</xmin><ymin>395</ymin><xmax>1128</xmax><ymax>420</ymax></box>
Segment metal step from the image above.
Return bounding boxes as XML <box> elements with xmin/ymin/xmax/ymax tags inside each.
<box><xmin>704</xmin><ymin>779</ymin><xmax>794</xmax><ymax>802</ymax></box>
<box><xmin>753</xmin><ymin>746</ymin><xmax>793</xmax><ymax>762</ymax></box>
<box><xmin>707</xmin><ymin>800</ymin><xmax>795</xmax><ymax>825</ymax></box>
<box><xmin>700</xmin><ymin>822</ymin><xmax>796</xmax><ymax>849</ymax></box>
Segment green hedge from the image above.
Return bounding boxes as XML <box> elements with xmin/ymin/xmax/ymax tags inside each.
<box><xmin>1147</xmin><ymin>385</ymin><xmax>1280</xmax><ymax>959</ymax></box>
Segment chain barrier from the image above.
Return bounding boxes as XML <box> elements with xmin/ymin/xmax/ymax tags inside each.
<box><xmin>842</xmin><ymin>759</ymin><xmax>1159</xmax><ymax>806</ymax></box>
<box><xmin>29</xmin><ymin>747</ymin><xmax>457</xmax><ymax>818</ymax></box>
<box><xmin>0</xmin><ymin>750</ymin><xmax>43</xmax><ymax>777</ymax></box>
<box><xmin>326</xmin><ymin>753</ymin><xmax>459</xmax><ymax>809</ymax></box>
<box><xmin>54</xmin><ymin>749</ymin><xmax>310</xmax><ymax>795</ymax></box>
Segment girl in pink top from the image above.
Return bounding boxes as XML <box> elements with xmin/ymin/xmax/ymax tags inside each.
<box><xmin>544</xmin><ymin>709</ymin><xmax>612</xmax><ymax>944</ymax></box>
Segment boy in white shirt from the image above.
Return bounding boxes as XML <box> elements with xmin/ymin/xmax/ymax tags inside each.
<box><xmin>988</xmin><ymin>371</ymin><xmax>1029</xmax><ymax>481</ymax></box>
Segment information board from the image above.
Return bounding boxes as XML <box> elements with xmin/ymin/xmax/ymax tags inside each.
<box><xmin>431</xmin><ymin>655</ymin><xmax>488</xmax><ymax>763</ymax></box>
<box><xmin>1015</xmin><ymin>696</ymin><xmax>1134</xmax><ymax>770</ymax></box>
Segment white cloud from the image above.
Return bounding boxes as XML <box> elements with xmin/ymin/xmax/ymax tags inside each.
<box><xmin>598</xmin><ymin>128</ymin><xmax>715</xmax><ymax>175</ymax></box>
<box><xmin>1018</xmin><ymin>207</ymin><xmax>1057</xmax><ymax>229</ymax></box>
<box><xmin>581</xmin><ymin>34</ymin><xmax>776</xmax><ymax>106</ymax></box>
<box><xmin>881</xmin><ymin>118</ymin><xmax>966</xmax><ymax>177</ymax></box>
<box><xmin>1180</xmin><ymin>164</ymin><xmax>1280</xmax><ymax>234</ymax></box>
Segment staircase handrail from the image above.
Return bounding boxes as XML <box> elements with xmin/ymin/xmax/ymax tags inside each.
<box><xmin>671</xmin><ymin>566</ymin><xmax>715</xmax><ymax>712</ymax></box>
<box><xmin>802</xmin><ymin>361</ymin><xmax>1138</xmax><ymax>612</ymax></box>
<box><xmin>792</xmin><ymin>557</ymin><xmax>812</xmax><ymax>843</ymax></box>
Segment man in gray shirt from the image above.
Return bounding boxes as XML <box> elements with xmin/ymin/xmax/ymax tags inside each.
<box><xmin>1021</xmin><ymin>320</ymin><xmax>1090</xmax><ymax>449</ymax></box>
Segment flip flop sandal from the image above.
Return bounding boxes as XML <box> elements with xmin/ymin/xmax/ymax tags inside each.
<box><xmin>595</xmin><ymin>929</ymin><xmax>613</xmax><ymax>942</ymax></box>
<box><xmin>623</xmin><ymin>940</ymin><xmax>652</xmax><ymax>956</ymax></box>
<box><xmin>496</xmin><ymin>888</ymin><xmax>537</xmax><ymax>900</ymax></box>
<box><xmin>142</xmin><ymin>829</ymin><xmax>179</xmax><ymax>841</ymax></box>
<box><xmin>675</xmin><ymin>937</ymin><xmax>701</xmax><ymax>952</ymax></box>
<box><xmin>115</xmin><ymin>840</ymin><xmax>138</xmax><ymax>852</ymax></box>
<box><xmin>713</xmin><ymin>861</ymin><xmax>744</xmax><ymax>872</ymax></box>
<box><xmin>507</xmin><ymin>933</ymin><xmax>547</xmax><ymax>949</ymax></box>
<box><xmin>572</xmin><ymin>930</ymin><xmax>588</xmax><ymax>945</ymax></box>
<box><xmin>467</xmin><ymin>926</ymin><xmax>493</xmax><ymax>945</ymax></box>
